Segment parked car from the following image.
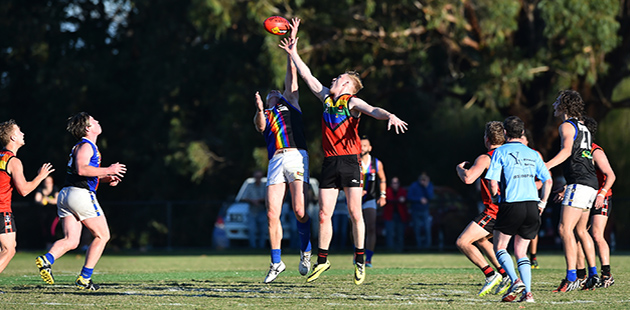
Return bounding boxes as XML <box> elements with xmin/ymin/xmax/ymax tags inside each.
<box><xmin>224</xmin><ymin>177</ymin><xmax>319</xmax><ymax>243</ymax></box>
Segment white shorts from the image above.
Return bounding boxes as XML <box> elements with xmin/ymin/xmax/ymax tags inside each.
<box><xmin>562</xmin><ymin>183</ymin><xmax>597</xmax><ymax>210</ymax></box>
<box><xmin>57</xmin><ymin>187</ymin><xmax>104</xmax><ymax>221</ymax></box>
<box><xmin>266</xmin><ymin>149</ymin><xmax>309</xmax><ymax>186</ymax></box>
<box><xmin>362</xmin><ymin>199</ymin><xmax>377</xmax><ymax>210</ymax></box>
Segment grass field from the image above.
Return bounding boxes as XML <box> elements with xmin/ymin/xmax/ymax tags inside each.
<box><xmin>0</xmin><ymin>250</ymin><xmax>627</xmax><ymax>309</ymax></box>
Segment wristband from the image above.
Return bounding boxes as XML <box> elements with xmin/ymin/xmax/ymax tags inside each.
<box><xmin>538</xmin><ymin>200</ymin><xmax>547</xmax><ymax>210</ymax></box>
<box><xmin>597</xmin><ymin>193</ymin><xmax>605</xmax><ymax>198</ymax></box>
<box><xmin>600</xmin><ymin>188</ymin><xmax>608</xmax><ymax>193</ymax></box>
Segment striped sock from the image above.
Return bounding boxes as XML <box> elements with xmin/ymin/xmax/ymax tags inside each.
<box><xmin>80</xmin><ymin>266</ymin><xmax>93</xmax><ymax>279</ymax></box>
<box><xmin>517</xmin><ymin>258</ymin><xmax>532</xmax><ymax>293</ymax></box>
<box><xmin>44</xmin><ymin>253</ymin><xmax>55</xmax><ymax>265</ymax></box>
<box><xmin>496</xmin><ymin>249</ymin><xmax>518</xmax><ymax>283</ymax></box>
<box><xmin>481</xmin><ymin>265</ymin><xmax>495</xmax><ymax>277</ymax></box>
<box><xmin>355</xmin><ymin>248</ymin><xmax>365</xmax><ymax>264</ymax></box>
<box><xmin>497</xmin><ymin>267</ymin><xmax>508</xmax><ymax>278</ymax></box>
<box><xmin>317</xmin><ymin>248</ymin><xmax>328</xmax><ymax>264</ymax></box>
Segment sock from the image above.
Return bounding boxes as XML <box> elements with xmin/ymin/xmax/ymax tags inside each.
<box><xmin>355</xmin><ymin>248</ymin><xmax>365</xmax><ymax>264</ymax></box>
<box><xmin>44</xmin><ymin>253</ymin><xmax>55</xmax><ymax>265</ymax></box>
<box><xmin>567</xmin><ymin>269</ymin><xmax>577</xmax><ymax>282</ymax></box>
<box><xmin>588</xmin><ymin>266</ymin><xmax>598</xmax><ymax>278</ymax></box>
<box><xmin>496</xmin><ymin>249</ymin><xmax>518</xmax><ymax>283</ymax></box>
<box><xmin>517</xmin><ymin>258</ymin><xmax>532</xmax><ymax>293</ymax></box>
<box><xmin>296</xmin><ymin>218</ymin><xmax>312</xmax><ymax>253</ymax></box>
<box><xmin>80</xmin><ymin>266</ymin><xmax>94</xmax><ymax>279</ymax></box>
<box><xmin>576</xmin><ymin>268</ymin><xmax>587</xmax><ymax>279</ymax></box>
<box><xmin>481</xmin><ymin>265</ymin><xmax>495</xmax><ymax>277</ymax></box>
<box><xmin>530</xmin><ymin>253</ymin><xmax>537</xmax><ymax>261</ymax></box>
<box><xmin>317</xmin><ymin>248</ymin><xmax>329</xmax><ymax>265</ymax></box>
<box><xmin>497</xmin><ymin>267</ymin><xmax>508</xmax><ymax>278</ymax></box>
<box><xmin>366</xmin><ymin>249</ymin><xmax>374</xmax><ymax>262</ymax></box>
<box><xmin>602</xmin><ymin>265</ymin><xmax>611</xmax><ymax>277</ymax></box>
<box><xmin>271</xmin><ymin>249</ymin><xmax>281</xmax><ymax>264</ymax></box>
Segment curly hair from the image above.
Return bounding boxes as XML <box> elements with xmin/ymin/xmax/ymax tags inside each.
<box><xmin>66</xmin><ymin>112</ymin><xmax>91</xmax><ymax>140</ymax></box>
<box><xmin>556</xmin><ymin>90</ymin><xmax>584</xmax><ymax>119</ymax></box>
<box><xmin>503</xmin><ymin>116</ymin><xmax>525</xmax><ymax>139</ymax></box>
<box><xmin>0</xmin><ymin>119</ymin><xmax>17</xmax><ymax>147</ymax></box>
<box><xmin>484</xmin><ymin>121</ymin><xmax>505</xmax><ymax>146</ymax></box>
<box><xmin>345</xmin><ymin>71</ymin><xmax>364</xmax><ymax>94</ymax></box>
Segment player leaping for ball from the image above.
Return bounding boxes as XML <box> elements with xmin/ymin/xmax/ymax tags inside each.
<box><xmin>254</xmin><ymin>17</ymin><xmax>314</xmax><ymax>284</ymax></box>
<box><xmin>279</xmin><ymin>33</ymin><xmax>407</xmax><ymax>285</ymax></box>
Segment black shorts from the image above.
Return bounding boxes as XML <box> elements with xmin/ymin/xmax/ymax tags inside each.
<box><xmin>319</xmin><ymin>155</ymin><xmax>362</xmax><ymax>189</ymax></box>
<box><xmin>591</xmin><ymin>196</ymin><xmax>611</xmax><ymax>217</ymax></box>
<box><xmin>494</xmin><ymin>201</ymin><xmax>540</xmax><ymax>239</ymax></box>
<box><xmin>0</xmin><ymin>212</ymin><xmax>16</xmax><ymax>234</ymax></box>
<box><xmin>473</xmin><ymin>212</ymin><xmax>496</xmax><ymax>233</ymax></box>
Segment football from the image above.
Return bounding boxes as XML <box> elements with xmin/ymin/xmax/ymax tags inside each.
<box><xmin>263</xmin><ymin>16</ymin><xmax>290</xmax><ymax>35</ymax></box>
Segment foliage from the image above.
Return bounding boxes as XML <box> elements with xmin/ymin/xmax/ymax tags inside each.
<box><xmin>2</xmin><ymin>0</ymin><xmax>630</xmax><ymax>248</ymax></box>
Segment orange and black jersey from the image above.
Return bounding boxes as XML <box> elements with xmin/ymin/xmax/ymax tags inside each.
<box><xmin>321</xmin><ymin>94</ymin><xmax>361</xmax><ymax>157</ymax></box>
<box><xmin>480</xmin><ymin>149</ymin><xmax>499</xmax><ymax>219</ymax></box>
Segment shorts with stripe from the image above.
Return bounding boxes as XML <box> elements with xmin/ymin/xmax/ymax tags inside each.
<box><xmin>562</xmin><ymin>183</ymin><xmax>597</xmax><ymax>210</ymax></box>
<box><xmin>473</xmin><ymin>212</ymin><xmax>496</xmax><ymax>233</ymax></box>
<box><xmin>319</xmin><ymin>155</ymin><xmax>362</xmax><ymax>189</ymax></box>
<box><xmin>590</xmin><ymin>196</ymin><xmax>611</xmax><ymax>217</ymax></box>
<box><xmin>57</xmin><ymin>186</ymin><xmax>103</xmax><ymax>221</ymax></box>
<box><xmin>494</xmin><ymin>201</ymin><xmax>540</xmax><ymax>239</ymax></box>
<box><xmin>266</xmin><ymin>149</ymin><xmax>309</xmax><ymax>186</ymax></box>
<box><xmin>0</xmin><ymin>212</ymin><xmax>16</xmax><ymax>234</ymax></box>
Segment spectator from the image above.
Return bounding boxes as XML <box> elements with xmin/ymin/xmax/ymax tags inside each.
<box><xmin>34</xmin><ymin>176</ymin><xmax>60</xmax><ymax>250</ymax></box>
<box><xmin>383</xmin><ymin>177</ymin><xmax>409</xmax><ymax>251</ymax></box>
<box><xmin>407</xmin><ymin>172</ymin><xmax>434</xmax><ymax>249</ymax></box>
<box><xmin>241</xmin><ymin>170</ymin><xmax>267</xmax><ymax>249</ymax></box>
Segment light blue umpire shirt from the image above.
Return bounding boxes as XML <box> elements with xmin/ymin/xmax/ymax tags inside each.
<box><xmin>485</xmin><ymin>141</ymin><xmax>551</xmax><ymax>203</ymax></box>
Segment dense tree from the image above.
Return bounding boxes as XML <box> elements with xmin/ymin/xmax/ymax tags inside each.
<box><xmin>2</xmin><ymin>0</ymin><xmax>629</xmax><ymax>248</ymax></box>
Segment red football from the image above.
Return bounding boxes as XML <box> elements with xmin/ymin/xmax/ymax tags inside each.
<box><xmin>263</xmin><ymin>16</ymin><xmax>290</xmax><ymax>35</ymax></box>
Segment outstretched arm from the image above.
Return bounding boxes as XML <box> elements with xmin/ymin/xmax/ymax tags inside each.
<box><xmin>282</xmin><ymin>18</ymin><xmax>300</xmax><ymax>108</ymax></box>
<box><xmin>9</xmin><ymin>159</ymin><xmax>54</xmax><ymax>197</ymax></box>
<box><xmin>349</xmin><ymin>97</ymin><xmax>408</xmax><ymax>134</ymax></box>
<box><xmin>279</xmin><ymin>37</ymin><xmax>329</xmax><ymax>102</ymax></box>
<box><xmin>253</xmin><ymin>92</ymin><xmax>266</xmax><ymax>133</ymax></box>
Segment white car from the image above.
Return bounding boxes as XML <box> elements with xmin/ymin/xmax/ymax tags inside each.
<box><xmin>224</xmin><ymin>177</ymin><xmax>319</xmax><ymax>241</ymax></box>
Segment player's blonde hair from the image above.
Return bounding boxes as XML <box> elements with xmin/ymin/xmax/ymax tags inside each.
<box><xmin>345</xmin><ymin>71</ymin><xmax>364</xmax><ymax>94</ymax></box>
<box><xmin>0</xmin><ymin>119</ymin><xmax>17</xmax><ymax>147</ymax></box>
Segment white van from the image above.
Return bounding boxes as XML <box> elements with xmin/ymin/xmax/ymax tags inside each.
<box><xmin>224</xmin><ymin>178</ymin><xmax>319</xmax><ymax>242</ymax></box>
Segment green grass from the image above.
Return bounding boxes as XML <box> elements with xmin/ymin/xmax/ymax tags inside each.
<box><xmin>0</xmin><ymin>251</ymin><xmax>628</xmax><ymax>309</ymax></box>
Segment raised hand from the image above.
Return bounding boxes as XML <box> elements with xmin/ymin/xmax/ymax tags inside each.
<box><xmin>107</xmin><ymin>162</ymin><xmax>127</xmax><ymax>179</ymax></box>
<box><xmin>387</xmin><ymin>114</ymin><xmax>408</xmax><ymax>134</ymax></box>
<box><xmin>279</xmin><ymin>37</ymin><xmax>298</xmax><ymax>54</ymax></box>
<box><xmin>289</xmin><ymin>17</ymin><xmax>301</xmax><ymax>39</ymax></box>
<box><xmin>37</xmin><ymin>163</ymin><xmax>55</xmax><ymax>178</ymax></box>
<box><xmin>255</xmin><ymin>91</ymin><xmax>264</xmax><ymax>111</ymax></box>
